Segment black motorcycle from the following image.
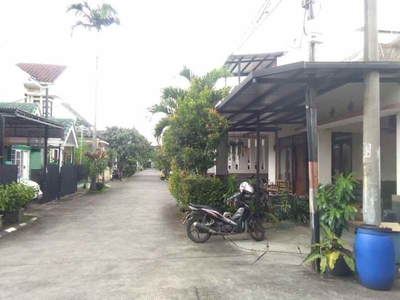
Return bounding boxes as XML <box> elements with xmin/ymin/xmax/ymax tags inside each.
<box><xmin>183</xmin><ymin>182</ymin><xmax>265</xmax><ymax>243</ymax></box>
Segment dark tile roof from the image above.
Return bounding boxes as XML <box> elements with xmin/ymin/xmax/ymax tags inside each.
<box><xmin>0</xmin><ymin>102</ymin><xmax>40</xmax><ymax>115</ymax></box>
<box><xmin>50</xmin><ymin>117</ymin><xmax>75</xmax><ymax>140</ymax></box>
<box><xmin>16</xmin><ymin>63</ymin><xmax>67</xmax><ymax>83</ymax></box>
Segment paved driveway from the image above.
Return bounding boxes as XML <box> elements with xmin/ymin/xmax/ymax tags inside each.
<box><xmin>0</xmin><ymin>169</ymin><xmax>398</xmax><ymax>299</ymax></box>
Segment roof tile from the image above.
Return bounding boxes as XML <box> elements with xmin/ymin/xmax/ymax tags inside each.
<box><xmin>16</xmin><ymin>63</ymin><xmax>67</xmax><ymax>83</ymax></box>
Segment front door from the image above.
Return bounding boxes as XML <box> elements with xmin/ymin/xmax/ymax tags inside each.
<box><xmin>332</xmin><ymin>133</ymin><xmax>352</xmax><ymax>177</ymax></box>
<box><xmin>294</xmin><ymin>144</ymin><xmax>304</xmax><ymax>196</ymax></box>
<box><xmin>12</xmin><ymin>150</ymin><xmax>30</xmax><ymax>179</ymax></box>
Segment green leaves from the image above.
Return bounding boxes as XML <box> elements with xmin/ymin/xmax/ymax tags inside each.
<box><xmin>302</xmin><ymin>222</ymin><xmax>355</xmax><ymax>275</ymax></box>
<box><xmin>317</xmin><ymin>173</ymin><xmax>358</xmax><ymax>238</ymax></box>
<box><xmin>150</xmin><ymin>66</ymin><xmax>231</xmax><ymax>175</ymax></box>
<box><xmin>101</xmin><ymin>126</ymin><xmax>153</xmax><ymax>177</ymax></box>
<box><xmin>343</xmin><ymin>254</ymin><xmax>356</xmax><ymax>273</ymax></box>
<box><xmin>163</xmin><ymin>97</ymin><xmax>228</xmax><ymax>175</ymax></box>
<box><xmin>0</xmin><ymin>183</ymin><xmax>35</xmax><ymax>212</ymax></box>
<box><xmin>67</xmin><ymin>1</ymin><xmax>120</xmax><ymax>34</ymax></box>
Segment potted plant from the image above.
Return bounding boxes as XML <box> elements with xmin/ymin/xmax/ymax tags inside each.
<box><xmin>312</xmin><ymin>173</ymin><xmax>358</xmax><ymax>276</ymax></box>
<box><xmin>303</xmin><ymin>222</ymin><xmax>355</xmax><ymax>276</ymax></box>
<box><xmin>2</xmin><ymin>182</ymin><xmax>35</xmax><ymax>223</ymax></box>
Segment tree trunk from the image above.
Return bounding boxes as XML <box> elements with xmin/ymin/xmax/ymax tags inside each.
<box><xmin>90</xmin><ymin>176</ymin><xmax>96</xmax><ymax>191</ymax></box>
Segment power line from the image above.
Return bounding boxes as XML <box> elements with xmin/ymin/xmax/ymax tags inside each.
<box><xmin>236</xmin><ymin>0</ymin><xmax>285</xmax><ymax>52</ymax></box>
<box><xmin>235</xmin><ymin>0</ymin><xmax>271</xmax><ymax>52</ymax></box>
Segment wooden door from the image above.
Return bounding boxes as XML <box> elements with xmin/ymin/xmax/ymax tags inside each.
<box><xmin>294</xmin><ymin>144</ymin><xmax>304</xmax><ymax>196</ymax></box>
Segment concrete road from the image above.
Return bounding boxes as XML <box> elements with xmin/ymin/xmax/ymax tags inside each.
<box><xmin>0</xmin><ymin>169</ymin><xmax>399</xmax><ymax>299</ymax></box>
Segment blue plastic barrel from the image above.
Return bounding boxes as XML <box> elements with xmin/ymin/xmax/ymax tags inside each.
<box><xmin>392</xmin><ymin>232</ymin><xmax>400</xmax><ymax>264</ymax></box>
<box><xmin>355</xmin><ymin>225</ymin><xmax>396</xmax><ymax>290</ymax></box>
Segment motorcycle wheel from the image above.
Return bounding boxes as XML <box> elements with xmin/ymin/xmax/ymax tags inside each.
<box><xmin>247</xmin><ymin>216</ymin><xmax>265</xmax><ymax>241</ymax></box>
<box><xmin>186</xmin><ymin>216</ymin><xmax>212</xmax><ymax>243</ymax></box>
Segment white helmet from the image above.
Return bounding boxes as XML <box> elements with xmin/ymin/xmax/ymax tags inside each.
<box><xmin>239</xmin><ymin>182</ymin><xmax>254</xmax><ymax>194</ymax></box>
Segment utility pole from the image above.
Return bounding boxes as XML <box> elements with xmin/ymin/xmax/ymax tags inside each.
<box><xmin>363</xmin><ymin>0</ymin><xmax>381</xmax><ymax>225</ymax></box>
<box><xmin>303</xmin><ymin>0</ymin><xmax>320</xmax><ymax>272</ymax></box>
<box><xmin>93</xmin><ymin>55</ymin><xmax>98</xmax><ymax>152</ymax></box>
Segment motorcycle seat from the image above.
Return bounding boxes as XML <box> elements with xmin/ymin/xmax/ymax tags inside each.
<box><xmin>189</xmin><ymin>203</ymin><xmax>224</xmax><ymax>213</ymax></box>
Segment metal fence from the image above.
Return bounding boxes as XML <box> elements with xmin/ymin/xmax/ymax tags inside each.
<box><xmin>61</xmin><ymin>164</ymin><xmax>77</xmax><ymax>197</ymax></box>
<box><xmin>75</xmin><ymin>165</ymin><xmax>87</xmax><ymax>182</ymax></box>
<box><xmin>0</xmin><ymin>165</ymin><xmax>18</xmax><ymax>184</ymax></box>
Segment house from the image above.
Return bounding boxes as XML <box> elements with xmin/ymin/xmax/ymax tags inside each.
<box><xmin>214</xmin><ymin>35</ymin><xmax>400</xmax><ymax>218</ymax></box>
<box><xmin>0</xmin><ymin>63</ymin><xmax>80</xmax><ymax>180</ymax></box>
<box><xmin>0</xmin><ymin>107</ymin><xmax>64</xmax><ymax>183</ymax></box>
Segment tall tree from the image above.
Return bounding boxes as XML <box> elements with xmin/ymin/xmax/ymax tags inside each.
<box><xmin>67</xmin><ymin>1</ymin><xmax>120</xmax><ymax>148</ymax></box>
<box><xmin>68</xmin><ymin>1</ymin><xmax>120</xmax><ymax>190</ymax></box>
<box><xmin>101</xmin><ymin>127</ymin><xmax>153</xmax><ymax>177</ymax></box>
<box><xmin>162</xmin><ymin>74</ymin><xmax>230</xmax><ymax>175</ymax></box>
<box><xmin>149</xmin><ymin>66</ymin><xmax>230</xmax><ymax>141</ymax></box>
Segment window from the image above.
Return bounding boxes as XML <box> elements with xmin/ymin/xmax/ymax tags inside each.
<box><xmin>42</xmin><ymin>100</ymin><xmax>52</xmax><ymax>117</ymax></box>
<box><xmin>332</xmin><ymin>133</ymin><xmax>352</xmax><ymax>177</ymax></box>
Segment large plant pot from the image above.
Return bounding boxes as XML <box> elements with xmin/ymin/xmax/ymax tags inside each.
<box><xmin>84</xmin><ymin>182</ymin><xmax>91</xmax><ymax>189</ymax></box>
<box><xmin>326</xmin><ymin>249</ymin><xmax>354</xmax><ymax>277</ymax></box>
<box><xmin>4</xmin><ymin>209</ymin><xmax>24</xmax><ymax>223</ymax></box>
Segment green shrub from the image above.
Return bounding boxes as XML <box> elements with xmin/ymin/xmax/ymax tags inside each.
<box><xmin>96</xmin><ymin>182</ymin><xmax>105</xmax><ymax>191</ymax></box>
<box><xmin>169</xmin><ymin>172</ymin><xmax>226</xmax><ymax>208</ymax></box>
<box><xmin>168</xmin><ymin>171</ymin><xmax>184</xmax><ymax>203</ymax></box>
<box><xmin>122</xmin><ymin>164</ymin><xmax>136</xmax><ymax>177</ymax></box>
<box><xmin>0</xmin><ymin>186</ymin><xmax>7</xmax><ymax>211</ymax></box>
<box><xmin>0</xmin><ymin>183</ymin><xmax>35</xmax><ymax>212</ymax></box>
<box><xmin>181</xmin><ymin>174</ymin><xmax>225</xmax><ymax>207</ymax></box>
<box><xmin>138</xmin><ymin>166</ymin><xmax>144</xmax><ymax>171</ymax></box>
<box><xmin>286</xmin><ymin>195</ymin><xmax>309</xmax><ymax>224</ymax></box>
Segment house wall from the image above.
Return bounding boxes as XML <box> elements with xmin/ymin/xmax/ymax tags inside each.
<box><xmin>350</xmin><ymin>131</ymin><xmax>396</xmax><ymax>182</ymax></box>
<box><xmin>30</xmin><ymin>149</ymin><xmax>43</xmax><ymax>169</ymax></box>
<box><xmin>318</xmin><ymin>129</ymin><xmax>332</xmax><ymax>184</ymax></box>
<box><xmin>268</xmin><ymin>133</ymin><xmax>276</xmax><ymax>183</ymax></box>
<box><xmin>317</xmin><ymin>83</ymin><xmax>400</xmax><ymax>125</ymax></box>
<box><xmin>352</xmin><ymin>133</ymin><xmax>363</xmax><ymax>181</ymax></box>
<box><xmin>381</xmin><ymin>131</ymin><xmax>396</xmax><ymax>181</ymax></box>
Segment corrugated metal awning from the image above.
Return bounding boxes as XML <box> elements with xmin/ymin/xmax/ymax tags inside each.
<box><xmin>216</xmin><ymin>61</ymin><xmax>400</xmax><ymax>132</ymax></box>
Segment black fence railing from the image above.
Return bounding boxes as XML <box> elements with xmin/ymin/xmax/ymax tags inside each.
<box><xmin>0</xmin><ymin>165</ymin><xmax>18</xmax><ymax>184</ymax></box>
<box><xmin>61</xmin><ymin>164</ymin><xmax>77</xmax><ymax>197</ymax></box>
<box><xmin>75</xmin><ymin>165</ymin><xmax>87</xmax><ymax>182</ymax></box>
<box><xmin>30</xmin><ymin>164</ymin><xmax>86</xmax><ymax>203</ymax></box>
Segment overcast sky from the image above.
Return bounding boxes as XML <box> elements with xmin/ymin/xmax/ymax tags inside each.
<box><xmin>1</xmin><ymin>0</ymin><xmax>399</xmax><ymax>144</ymax></box>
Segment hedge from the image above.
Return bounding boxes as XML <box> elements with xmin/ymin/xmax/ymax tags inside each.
<box><xmin>168</xmin><ymin>172</ymin><xmax>226</xmax><ymax>208</ymax></box>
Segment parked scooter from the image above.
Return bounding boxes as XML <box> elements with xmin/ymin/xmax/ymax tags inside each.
<box><xmin>183</xmin><ymin>182</ymin><xmax>265</xmax><ymax>243</ymax></box>
<box><xmin>111</xmin><ymin>168</ymin><xmax>120</xmax><ymax>181</ymax></box>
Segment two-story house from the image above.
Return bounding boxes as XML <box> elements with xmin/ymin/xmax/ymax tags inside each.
<box><xmin>0</xmin><ymin>62</ymin><xmax>79</xmax><ymax>179</ymax></box>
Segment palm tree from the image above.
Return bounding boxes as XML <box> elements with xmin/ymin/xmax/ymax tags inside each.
<box><xmin>67</xmin><ymin>2</ymin><xmax>120</xmax><ymax>34</ymax></box>
<box><xmin>149</xmin><ymin>67</ymin><xmax>231</xmax><ymax>141</ymax></box>
<box><xmin>67</xmin><ymin>1</ymin><xmax>120</xmax><ymax>190</ymax></box>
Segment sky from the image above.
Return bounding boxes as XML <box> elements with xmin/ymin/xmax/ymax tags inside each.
<box><xmin>1</xmin><ymin>0</ymin><xmax>399</xmax><ymax>144</ymax></box>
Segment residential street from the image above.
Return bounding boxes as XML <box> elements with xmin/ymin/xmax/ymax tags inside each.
<box><xmin>0</xmin><ymin>169</ymin><xmax>399</xmax><ymax>299</ymax></box>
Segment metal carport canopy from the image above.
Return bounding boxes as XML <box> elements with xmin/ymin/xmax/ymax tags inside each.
<box><xmin>216</xmin><ymin>61</ymin><xmax>400</xmax><ymax>131</ymax></box>
<box><xmin>0</xmin><ymin>108</ymin><xmax>64</xmax><ymax>138</ymax></box>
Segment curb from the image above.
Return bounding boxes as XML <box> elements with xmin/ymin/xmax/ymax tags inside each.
<box><xmin>0</xmin><ymin>214</ymin><xmax>39</xmax><ymax>239</ymax></box>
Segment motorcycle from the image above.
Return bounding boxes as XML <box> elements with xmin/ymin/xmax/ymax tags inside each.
<box><xmin>183</xmin><ymin>181</ymin><xmax>265</xmax><ymax>243</ymax></box>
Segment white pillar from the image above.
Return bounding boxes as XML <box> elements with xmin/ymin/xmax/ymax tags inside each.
<box><xmin>216</xmin><ymin>133</ymin><xmax>228</xmax><ymax>176</ymax></box>
<box><xmin>268</xmin><ymin>133</ymin><xmax>276</xmax><ymax>183</ymax></box>
<box><xmin>318</xmin><ymin>129</ymin><xmax>332</xmax><ymax>184</ymax></box>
